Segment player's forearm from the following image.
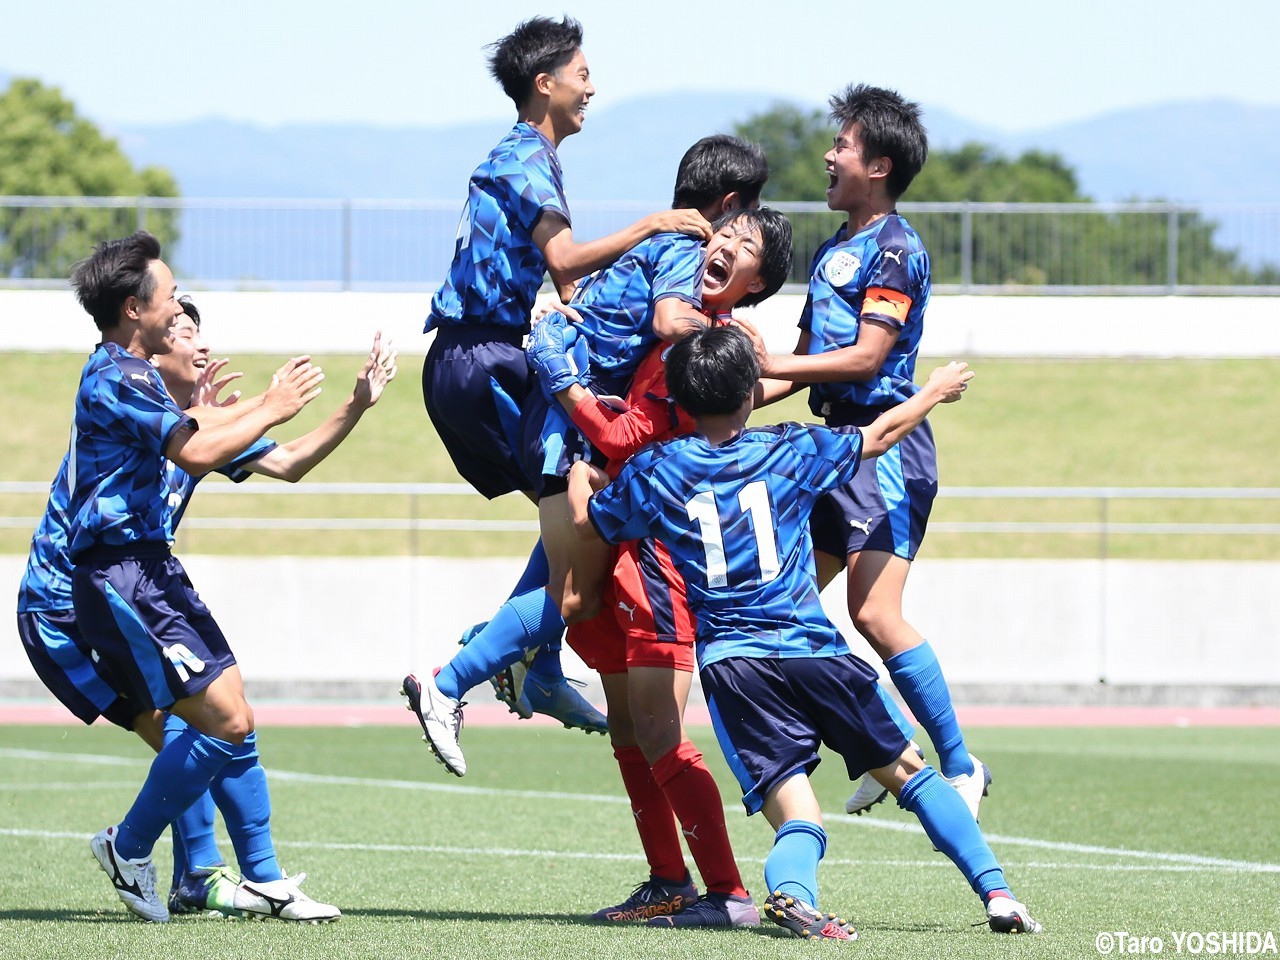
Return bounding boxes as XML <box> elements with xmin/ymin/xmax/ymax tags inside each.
<box><xmin>859</xmin><ymin>385</ymin><xmax>943</xmax><ymax>458</ymax></box>
<box><xmin>754</xmin><ymin>377</ymin><xmax>801</xmax><ymax>408</ymax></box>
<box><xmin>761</xmin><ymin>346</ymin><xmax>882</xmax><ymax>384</ymax></box>
<box><xmin>567</xmin><ymin>462</ymin><xmax>599</xmax><ymax>540</ymax></box>
<box><xmin>167</xmin><ymin>405</ymin><xmax>281</xmax><ymax>476</ymax></box>
<box><xmin>248</xmin><ymin>394</ymin><xmax>366</xmax><ymax>482</ymax></box>
<box><xmin>184</xmin><ymin>394</ymin><xmax>265</xmax><ymax>428</ymax></box>
<box><xmin>568</xmin><ymin>391</ymin><xmax>664</xmax><ymax>462</ymax></box>
<box><xmin>544</xmin><ymin>221</ymin><xmax>654</xmax><ymax>288</ymax></box>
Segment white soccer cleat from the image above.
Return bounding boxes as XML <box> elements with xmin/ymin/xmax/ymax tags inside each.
<box><xmin>90</xmin><ymin>825</ymin><xmax>168</xmax><ymax>922</ymax></box>
<box><xmin>234</xmin><ymin>871</ymin><xmax>341</xmax><ymax>923</ymax></box>
<box><xmin>844</xmin><ymin>773</ymin><xmax>889</xmax><ymax>815</ymax></box>
<box><xmin>985</xmin><ymin>895</ymin><xmax>1043</xmax><ymax>934</ymax></box>
<box><xmin>401</xmin><ymin>672</ymin><xmax>466</xmax><ymax>776</ymax></box>
<box><xmin>944</xmin><ymin>753</ymin><xmax>991</xmax><ymax>822</ymax></box>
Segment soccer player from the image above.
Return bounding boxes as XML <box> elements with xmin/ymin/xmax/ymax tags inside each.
<box><xmin>743</xmin><ymin>84</ymin><xmax>988</xmax><ymax>819</ymax></box>
<box><xmin>569</xmin><ymin>324</ymin><xmax>1043</xmax><ymax>938</ymax></box>
<box><xmin>421</xmin><ymin>14</ymin><xmax>710</xmax><ymax>503</ymax></box>
<box><xmin>528</xmin><ymin>207</ymin><xmax>792</xmax><ymax>928</ymax></box>
<box><xmin>404</xmin><ymin>135</ymin><xmax>768</xmax><ymax>776</ymax></box>
<box><xmin>58</xmin><ymin>232</ymin><xmax>349</xmax><ymax>923</ymax></box>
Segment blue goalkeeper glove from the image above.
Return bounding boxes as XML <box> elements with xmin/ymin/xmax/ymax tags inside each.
<box><xmin>527</xmin><ymin>313</ymin><xmax>581</xmax><ymax>395</ymax></box>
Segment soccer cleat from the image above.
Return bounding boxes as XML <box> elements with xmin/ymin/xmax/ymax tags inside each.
<box><xmin>401</xmin><ymin>672</ymin><xmax>466</xmax><ymax>777</ymax></box>
<box><xmin>763</xmin><ymin>891</ymin><xmax>858</xmax><ymax>941</ymax></box>
<box><xmin>591</xmin><ymin>873</ymin><xmax>699</xmax><ymax>922</ymax></box>
<box><xmin>846</xmin><ymin>741</ymin><xmax>923</xmax><ymax>815</ymax></box>
<box><xmin>944</xmin><ymin>753</ymin><xmax>992</xmax><ymax>822</ymax></box>
<box><xmin>523</xmin><ymin>675</ymin><xmax>608</xmax><ymax>735</ymax></box>
<box><xmin>168</xmin><ymin>864</ymin><xmax>242</xmax><ymax>917</ymax></box>
<box><xmin>646</xmin><ymin>892</ymin><xmax>761</xmax><ymax>928</ymax></box>
<box><xmin>985</xmin><ymin>895</ymin><xmax>1043</xmax><ymax>934</ymax></box>
<box><xmin>90</xmin><ymin>825</ymin><xmax>168</xmax><ymax>922</ymax></box>
<box><xmin>234</xmin><ymin>872</ymin><xmax>340</xmax><ymax>923</ymax></box>
<box><xmin>844</xmin><ymin>774</ymin><xmax>889</xmax><ymax>816</ymax></box>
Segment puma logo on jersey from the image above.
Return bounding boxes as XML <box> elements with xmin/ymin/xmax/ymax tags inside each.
<box><xmin>849</xmin><ymin>517</ymin><xmax>873</xmax><ymax>535</ymax></box>
<box><xmin>617</xmin><ymin>600</ymin><xmax>638</xmax><ymax>622</ymax></box>
<box><xmin>883</xmin><ymin>249</ymin><xmax>904</xmax><ymax>265</ymax></box>
<box><xmin>130</xmin><ymin>373</ymin><xmax>151</xmax><ymax>383</ymax></box>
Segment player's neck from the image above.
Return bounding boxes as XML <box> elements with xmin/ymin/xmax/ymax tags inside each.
<box><xmin>843</xmin><ymin>197</ymin><xmax>894</xmax><ymax>233</ymax></box>
<box><xmin>696</xmin><ymin>410</ymin><xmax>749</xmax><ymax>446</ymax></box>
<box><xmin>517</xmin><ymin>103</ymin><xmax>568</xmax><ymax>148</ymax></box>
<box><xmin>101</xmin><ymin>324</ymin><xmax>150</xmax><ymax>361</ymax></box>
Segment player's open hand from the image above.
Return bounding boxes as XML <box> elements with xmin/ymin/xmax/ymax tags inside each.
<box><xmin>264</xmin><ymin>359</ymin><xmax>325</xmax><ymax>424</ymax></box>
<box><xmin>648</xmin><ymin>208</ymin><xmax>713</xmax><ymax>242</ymax></box>
<box><xmin>729</xmin><ymin>316</ymin><xmax>773</xmax><ymax>373</ymax></box>
<box><xmin>192</xmin><ymin>357</ymin><xmax>243</xmax><ymax>408</ymax></box>
<box><xmin>355</xmin><ymin>331</ymin><xmax>399</xmax><ymax>408</ymax></box>
<box><xmin>927</xmin><ymin>361</ymin><xmax>975</xmax><ymax>403</ymax></box>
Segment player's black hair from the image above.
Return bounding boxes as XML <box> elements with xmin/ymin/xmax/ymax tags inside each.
<box><xmin>672</xmin><ymin>134</ymin><xmax>769</xmax><ymax>210</ymax></box>
<box><xmin>666</xmin><ymin>324</ymin><xmax>760</xmax><ymax>417</ymax></box>
<box><xmin>712</xmin><ymin>207</ymin><xmax>793</xmax><ymax>308</ymax></box>
<box><xmin>178</xmin><ymin>294</ymin><xmax>201</xmax><ymax>329</ymax></box>
<box><xmin>70</xmin><ymin>231</ymin><xmax>162</xmax><ymax>331</ymax></box>
<box><xmin>486</xmin><ymin>15</ymin><xmax>585</xmax><ymax>108</ymax></box>
<box><xmin>828</xmin><ymin>83</ymin><xmax>928</xmax><ymax>198</ymax></box>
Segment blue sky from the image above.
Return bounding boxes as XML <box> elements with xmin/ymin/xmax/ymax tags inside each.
<box><xmin>5</xmin><ymin>0</ymin><xmax>1278</xmax><ymax>132</ymax></box>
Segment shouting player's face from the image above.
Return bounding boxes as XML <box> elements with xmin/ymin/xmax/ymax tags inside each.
<box><xmin>702</xmin><ymin>219</ymin><xmax>766</xmax><ymax>311</ymax></box>
<box><xmin>825</xmin><ymin>121</ymin><xmax>882</xmax><ymax>215</ymax></box>
<box><xmin>545</xmin><ymin>48</ymin><xmax>594</xmax><ymax>139</ymax></box>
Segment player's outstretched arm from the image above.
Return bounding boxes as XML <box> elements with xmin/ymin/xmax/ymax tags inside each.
<box><xmin>568</xmin><ymin>460</ymin><xmax>609</xmax><ymax>541</ymax></box>
<box><xmin>760</xmin><ymin>323</ymin><xmax>899</xmax><ymax>385</ymax></box>
<box><xmin>534</xmin><ymin>208</ymin><xmax>712</xmax><ymax>291</ymax></box>
<box><xmin>248</xmin><ymin>333</ymin><xmax>398</xmax><ymax>482</ymax></box>
<box><xmin>164</xmin><ymin>358</ymin><xmax>325</xmax><ymax>475</ymax></box>
<box><xmin>860</xmin><ymin>361</ymin><xmax>974</xmax><ymax>458</ymax></box>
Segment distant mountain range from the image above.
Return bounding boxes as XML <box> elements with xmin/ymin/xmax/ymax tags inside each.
<box><xmin>104</xmin><ymin>93</ymin><xmax>1280</xmax><ymax>205</ymax></box>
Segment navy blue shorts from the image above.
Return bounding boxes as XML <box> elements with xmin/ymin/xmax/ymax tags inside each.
<box><xmin>71</xmin><ymin>545</ymin><xmax>235</xmax><ymax>712</ymax></box>
<box><xmin>16</xmin><ymin>609</ymin><xmax>139</xmax><ymax>729</ymax></box>
<box><xmin>422</xmin><ymin>327</ymin><xmax>536</xmax><ymax>500</ymax></box>
<box><xmin>702</xmin><ymin>654</ymin><xmax>909</xmax><ymax>814</ymax></box>
<box><xmin>811</xmin><ymin>414</ymin><xmax>937</xmax><ymax>561</ymax></box>
<box><xmin>519</xmin><ymin>385</ymin><xmax>604</xmax><ymax>500</ymax></box>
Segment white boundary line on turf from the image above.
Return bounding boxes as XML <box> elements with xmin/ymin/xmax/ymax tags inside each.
<box><xmin>4</xmin><ymin>747</ymin><xmax>1279</xmax><ymax>875</ymax></box>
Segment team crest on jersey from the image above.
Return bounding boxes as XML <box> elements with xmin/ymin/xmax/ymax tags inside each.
<box><xmin>825</xmin><ymin>251</ymin><xmax>861</xmax><ymax>287</ymax></box>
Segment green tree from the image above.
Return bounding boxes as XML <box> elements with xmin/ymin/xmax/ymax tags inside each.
<box><xmin>734</xmin><ymin>102</ymin><xmax>1273</xmax><ymax>287</ymax></box>
<box><xmin>0</xmin><ymin>78</ymin><xmax>179</xmax><ymax>280</ymax></box>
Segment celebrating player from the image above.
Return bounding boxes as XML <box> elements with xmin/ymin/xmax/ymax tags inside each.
<box><xmin>743</xmin><ymin>84</ymin><xmax>988</xmax><ymax>819</ymax></box>
<box><xmin>569</xmin><ymin>324</ymin><xmax>1042</xmax><ymax>939</ymax></box>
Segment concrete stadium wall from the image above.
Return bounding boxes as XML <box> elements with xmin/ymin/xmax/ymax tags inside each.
<box><xmin>3</xmin><ymin>289</ymin><xmax>1280</xmax><ymax>358</ymax></box>
<box><xmin>2</xmin><ymin>555</ymin><xmax>1276</xmax><ymax>706</ymax></box>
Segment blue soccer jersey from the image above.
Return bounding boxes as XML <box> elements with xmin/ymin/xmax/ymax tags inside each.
<box><xmin>587</xmin><ymin>422</ymin><xmax>863</xmax><ymax>667</ymax></box>
<box><xmin>800</xmin><ymin>213</ymin><xmax>930</xmax><ymax>415</ymax></box>
<box><xmin>426</xmin><ymin>123</ymin><xmax>571</xmax><ymax>334</ymax></box>
<box><xmin>18</xmin><ymin>425</ymin><xmax>273</xmax><ymax>613</ymax></box>
<box><xmin>566</xmin><ymin>233</ymin><xmax>704</xmax><ymax>394</ymax></box>
<box><xmin>65</xmin><ymin>343</ymin><xmax>194</xmax><ymax>561</ymax></box>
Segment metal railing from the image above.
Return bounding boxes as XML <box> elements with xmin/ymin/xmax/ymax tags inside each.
<box><xmin>3</xmin><ymin>483</ymin><xmax>1276</xmax><ymax>561</ymax></box>
<box><xmin>3</xmin><ymin>196</ymin><xmax>1279</xmax><ymax>294</ymax></box>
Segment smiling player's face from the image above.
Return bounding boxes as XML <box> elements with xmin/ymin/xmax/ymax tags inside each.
<box><xmin>545</xmin><ymin>48</ymin><xmax>594</xmax><ymax>139</ymax></box>
<box><xmin>701</xmin><ymin>220</ymin><xmax>766</xmax><ymax>310</ymax></box>
<box><xmin>131</xmin><ymin>260</ymin><xmax>182</xmax><ymax>358</ymax></box>
<box><xmin>153</xmin><ymin>313</ymin><xmax>209</xmax><ymax>395</ymax></box>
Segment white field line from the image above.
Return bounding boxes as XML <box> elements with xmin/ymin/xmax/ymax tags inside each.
<box><xmin>3</xmin><ymin>747</ymin><xmax>1278</xmax><ymax>875</ymax></box>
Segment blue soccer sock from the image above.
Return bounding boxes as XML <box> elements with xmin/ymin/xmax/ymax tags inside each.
<box><xmin>509</xmin><ymin>540</ymin><xmax>550</xmax><ymax>597</ymax></box>
<box><xmin>209</xmin><ymin>731</ymin><xmax>281</xmax><ymax>883</ymax></box>
<box><xmin>764</xmin><ymin>819</ymin><xmax>827</xmax><ymax>909</ymax></box>
<box><xmin>436</xmin><ymin>588</ymin><xmax>565</xmax><ymax>700</ymax></box>
<box><xmin>885</xmin><ymin>641</ymin><xmax>973</xmax><ymax>779</ymax></box>
<box><xmin>898</xmin><ymin>767</ymin><xmax>1007</xmax><ymax>899</ymax></box>
<box><xmin>163</xmin><ymin>714</ymin><xmax>223</xmax><ymax>883</ymax></box>
<box><xmin>525</xmin><ymin>633</ymin><xmax>565</xmax><ymax>685</ymax></box>
<box><xmin>114</xmin><ymin>726</ymin><xmax>236</xmax><ymax>861</ymax></box>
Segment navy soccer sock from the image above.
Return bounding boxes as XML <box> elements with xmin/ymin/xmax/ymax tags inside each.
<box><xmin>885</xmin><ymin>641</ymin><xmax>973</xmax><ymax>778</ymax></box>
<box><xmin>209</xmin><ymin>731</ymin><xmax>281</xmax><ymax>883</ymax></box>
<box><xmin>764</xmin><ymin>819</ymin><xmax>827</xmax><ymax>909</ymax></box>
<box><xmin>898</xmin><ymin>766</ymin><xmax>1007</xmax><ymax>898</ymax></box>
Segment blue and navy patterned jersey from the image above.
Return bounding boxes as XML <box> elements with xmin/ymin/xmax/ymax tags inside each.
<box><xmin>65</xmin><ymin>343</ymin><xmax>194</xmax><ymax>561</ymax></box>
<box><xmin>566</xmin><ymin>233</ymin><xmax>704</xmax><ymax>395</ymax></box>
<box><xmin>800</xmin><ymin>212</ymin><xmax>930</xmax><ymax>416</ymax></box>
<box><xmin>587</xmin><ymin>422</ymin><xmax>864</xmax><ymax>667</ymax></box>
<box><xmin>16</xmin><ymin>435</ymin><xmax>273</xmax><ymax>614</ymax></box>
<box><xmin>426</xmin><ymin>123</ymin><xmax>571</xmax><ymax>334</ymax></box>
